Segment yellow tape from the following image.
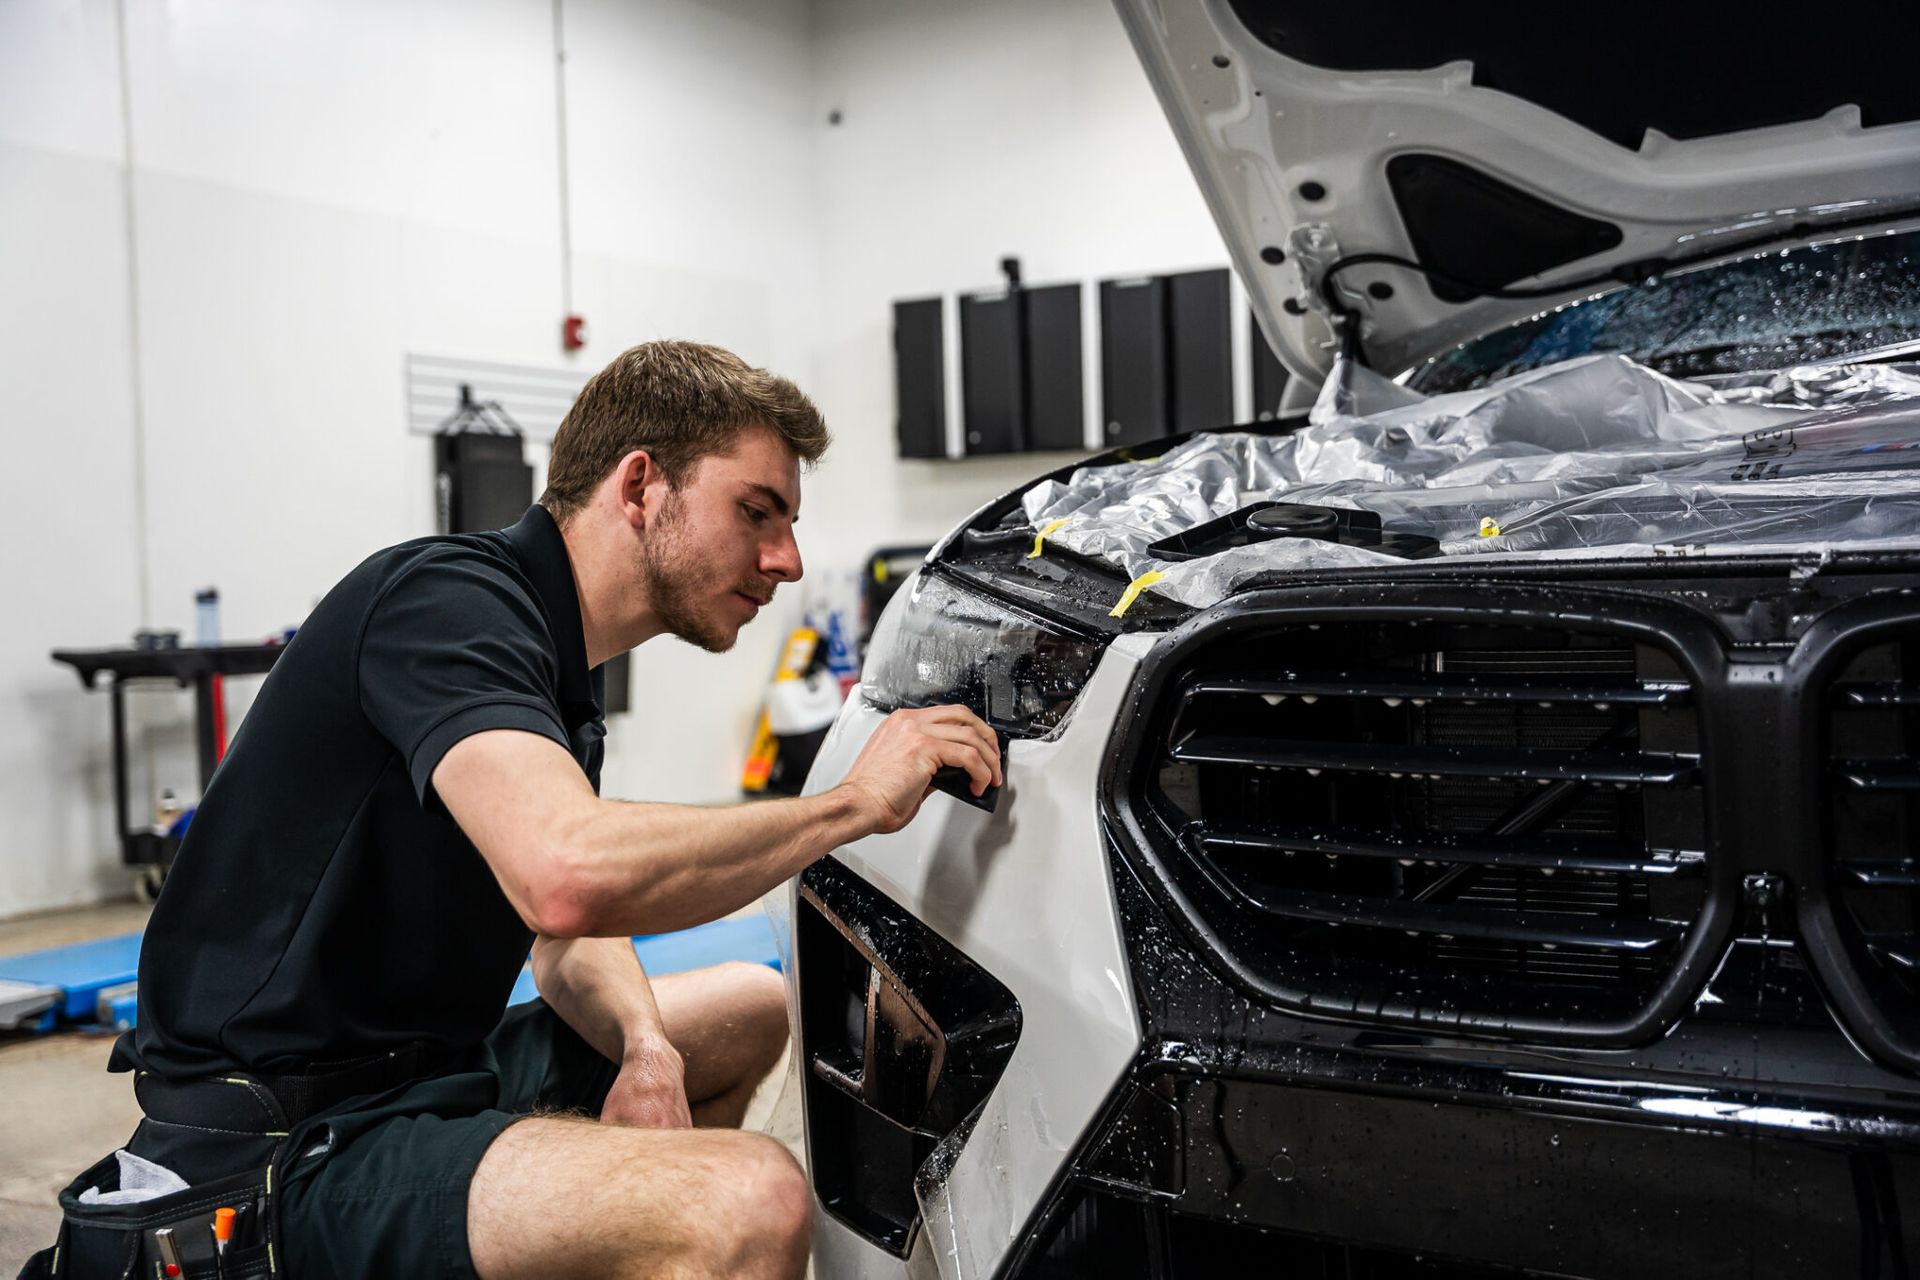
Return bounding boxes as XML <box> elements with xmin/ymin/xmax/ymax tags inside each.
<box><xmin>1478</xmin><ymin>517</ymin><xmax>1502</xmax><ymax>538</ymax></box>
<box><xmin>1109</xmin><ymin>570</ymin><xmax>1166</xmax><ymax>618</ymax></box>
<box><xmin>1027</xmin><ymin>517</ymin><xmax>1072</xmax><ymax>559</ymax></box>
<box><xmin>872</xmin><ymin>559</ymin><xmax>889</xmax><ymax>584</ymax></box>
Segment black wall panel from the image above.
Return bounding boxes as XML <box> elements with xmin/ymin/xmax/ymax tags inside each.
<box><xmin>1250</xmin><ymin>309</ymin><xmax>1291</xmax><ymax>421</ymax></box>
<box><xmin>898</xmin><ymin>265</ymin><xmax>1243</xmax><ymax>458</ymax></box>
<box><xmin>1024</xmin><ymin>283</ymin><xmax>1085</xmax><ymax>452</ymax></box>
<box><xmin>1099</xmin><ymin>277</ymin><xmax>1170</xmax><ymax>447</ymax></box>
<box><xmin>960</xmin><ymin>291</ymin><xmax>1024</xmax><ymax>455</ymax></box>
<box><xmin>892</xmin><ymin>297</ymin><xmax>946</xmax><ymax>459</ymax></box>
<box><xmin>1167</xmin><ymin>268</ymin><xmax>1233</xmax><ymax>433</ymax></box>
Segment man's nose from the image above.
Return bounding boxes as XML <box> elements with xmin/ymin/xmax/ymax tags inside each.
<box><xmin>763</xmin><ymin>529</ymin><xmax>803</xmax><ymax>583</ymax></box>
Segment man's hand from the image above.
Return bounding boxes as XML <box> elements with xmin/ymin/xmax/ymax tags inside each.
<box><xmin>837</xmin><ymin>704</ymin><xmax>1003</xmax><ymax>835</ymax></box>
<box><xmin>600</xmin><ymin>1037</ymin><xmax>693</xmax><ymax>1129</ymax></box>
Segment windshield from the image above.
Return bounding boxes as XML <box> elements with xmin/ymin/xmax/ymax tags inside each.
<box><xmin>1408</xmin><ymin>228</ymin><xmax>1920</xmax><ymax>394</ymax></box>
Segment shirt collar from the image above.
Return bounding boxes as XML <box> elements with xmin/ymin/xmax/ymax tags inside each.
<box><xmin>502</xmin><ymin>504</ymin><xmax>599</xmax><ymax>721</ymax></box>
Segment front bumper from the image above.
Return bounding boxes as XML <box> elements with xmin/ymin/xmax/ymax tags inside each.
<box><xmin>778</xmin><ymin>636</ymin><xmax>1154</xmax><ymax>1279</ymax></box>
<box><xmin>785</xmin><ymin>613</ymin><xmax>1920</xmax><ymax>1278</ymax></box>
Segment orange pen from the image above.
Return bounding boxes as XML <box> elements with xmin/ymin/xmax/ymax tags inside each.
<box><xmin>212</xmin><ymin>1207</ymin><xmax>236</xmax><ymax>1256</ymax></box>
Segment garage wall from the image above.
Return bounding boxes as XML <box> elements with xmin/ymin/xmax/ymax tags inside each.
<box><xmin>0</xmin><ymin>0</ymin><xmax>819</xmax><ymax>917</ymax></box>
<box><xmin>0</xmin><ymin>0</ymin><xmax>1225</xmax><ymax>919</ymax></box>
<box><xmin>798</xmin><ymin>0</ymin><xmax>1231</xmax><ymax>572</ymax></box>
<box><xmin>0</xmin><ymin>2</ymin><xmax>145</xmax><ymax>914</ymax></box>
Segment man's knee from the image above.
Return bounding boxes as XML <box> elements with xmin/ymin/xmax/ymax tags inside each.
<box><xmin>708</xmin><ymin>1134</ymin><xmax>811</xmax><ymax>1277</ymax></box>
<box><xmin>725</xmin><ymin>961</ymin><xmax>790</xmax><ymax>1061</ymax></box>
<box><xmin>724</xmin><ymin>960</ymin><xmax>786</xmax><ymax>1017</ymax></box>
<box><xmin>469</xmin><ymin>1120</ymin><xmax>809</xmax><ymax>1279</ymax></box>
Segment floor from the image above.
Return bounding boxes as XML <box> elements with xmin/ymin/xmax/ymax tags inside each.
<box><xmin>0</xmin><ymin>898</ymin><xmax>805</xmax><ymax>1274</ymax></box>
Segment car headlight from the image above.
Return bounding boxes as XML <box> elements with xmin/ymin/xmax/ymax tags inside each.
<box><xmin>862</xmin><ymin>570</ymin><xmax>1106</xmax><ymax>738</ymax></box>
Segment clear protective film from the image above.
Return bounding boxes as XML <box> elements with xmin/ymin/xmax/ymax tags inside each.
<box><xmin>1018</xmin><ymin>354</ymin><xmax>1920</xmax><ymax>609</ymax></box>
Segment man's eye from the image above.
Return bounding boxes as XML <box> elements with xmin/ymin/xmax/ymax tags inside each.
<box><xmin>742</xmin><ymin>504</ymin><xmax>768</xmax><ymax>524</ymax></box>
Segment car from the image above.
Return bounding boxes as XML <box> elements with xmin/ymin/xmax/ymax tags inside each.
<box><xmin>776</xmin><ymin>5</ymin><xmax>1920</xmax><ymax>1276</ymax></box>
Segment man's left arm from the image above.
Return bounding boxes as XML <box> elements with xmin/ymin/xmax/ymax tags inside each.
<box><xmin>529</xmin><ymin>933</ymin><xmax>692</xmax><ymax>1128</ymax></box>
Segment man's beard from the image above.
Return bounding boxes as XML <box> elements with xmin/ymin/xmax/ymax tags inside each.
<box><xmin>639</xmin><ymin>493</ymin><xmax>762</xmax><ymax>654</ymax></box>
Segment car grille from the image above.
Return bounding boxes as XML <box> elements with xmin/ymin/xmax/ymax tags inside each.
<box><xmin>1827</xmin><ymin>630</ymin><xmax>1920</xmax><ymax>1052</ymax></box>
<box><xmin>1131</xmin><ymin>612</ymin><xmax>1712</xmax><ymax>1038</ymax></box>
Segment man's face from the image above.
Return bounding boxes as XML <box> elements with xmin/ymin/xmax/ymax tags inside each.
<box><xmin>637</xmin><ymin>427</ymin><xmax>804</xmax><ymax>653</ymax></box>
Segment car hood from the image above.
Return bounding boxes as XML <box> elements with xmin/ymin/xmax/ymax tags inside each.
<box><xmin>1112</xmin><ymin>0</ymin><xmax>1920</xmax><ymax>389</ymax></box>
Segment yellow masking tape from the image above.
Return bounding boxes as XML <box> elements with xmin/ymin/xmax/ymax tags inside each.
<box><xmin>1109</xmin><ymin>569</ymin><xmax>1166</xmax><ymax>618</ymax></box>
<box><xmin>1478</xmin><ymin>517</ymin><xmax>1502</xmax><ymax>538</ymax></box>
<box><xmin>1027</xmin><ymin>517</ymin><xmax>1072</xmax><ymax>559</ymax></box>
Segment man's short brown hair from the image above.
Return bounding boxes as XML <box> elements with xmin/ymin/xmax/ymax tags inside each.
<box><xmin>540</xmin><ymin>340</ymin><xmax>829</xmax><ymax>522</ymax></box>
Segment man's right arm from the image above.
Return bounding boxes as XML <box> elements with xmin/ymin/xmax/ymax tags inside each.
<box><xmin>432</xmin><ymin>704</ymin><xmax>1000</xmax><ymax>938</ymax></box>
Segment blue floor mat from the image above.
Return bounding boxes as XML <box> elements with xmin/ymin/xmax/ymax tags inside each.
<box><xmin>0</xmin><ymin>932</ymin><xmax>143</xmax><ymax>1022</ymax></box>
<box><xmin>0</xmin><ymin>916</ymin><xmax>782</xmax><ymax>1031</ymax></box>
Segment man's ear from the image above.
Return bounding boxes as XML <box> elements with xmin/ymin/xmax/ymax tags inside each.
<box><xmin>612</xmin><ymin>449</ymin><xmax>666</xmax><ymax>530</ymax></box>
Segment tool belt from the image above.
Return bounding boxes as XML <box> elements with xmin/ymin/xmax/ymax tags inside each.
<box><xmin>246</xmin><ymin>1040</ymin><xmax>455</xmax><ymax>1127</ymax></box>
<box><xmin>22</xmin><ymin>1158</ymin><xmax>274</xmax><ymax>1280</ymax></box>
<box><xmin>16</xmin><ymin>1044</ymin><xmax>452</xmax><ymax>1279</ymax></box>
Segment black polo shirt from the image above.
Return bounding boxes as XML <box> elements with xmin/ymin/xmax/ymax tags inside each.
<box><xmin>112</xmin><ymin>506</ymin><xmax>606</xmax><ymax>1078</ymax></box>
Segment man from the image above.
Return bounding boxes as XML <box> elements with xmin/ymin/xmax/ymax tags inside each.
<box><xmin>62</xmin><ymin>342</ymin><xmax>1002</xmax><ymax>1279</ymax></box>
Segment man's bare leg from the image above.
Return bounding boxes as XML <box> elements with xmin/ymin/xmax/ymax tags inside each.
<box><xmin>468</xmin><ymin>1119</ymin><xmax>809</xmax><ymax>1279</ymax></box>
<box><xmin>469</xmin><ymin>960</ymin><xmax>803</xmax><ymax>1277</ymax></box>
<box><xmin>647</xmin><ymin>961</ymin><xmax>790</xmax><ymax>1128</ymax></box>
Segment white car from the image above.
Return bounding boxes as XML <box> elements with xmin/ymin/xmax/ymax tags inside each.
<box><xmin>780</xmin><ymin>4</ymin><xmax>1920</xmax><ymax>1276</ymax></box>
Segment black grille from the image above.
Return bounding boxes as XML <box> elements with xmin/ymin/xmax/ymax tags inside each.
<box><xmin>1826</xmin><ymin>634</ymin><xmax>1920</xmax><ymax>1046</ymax></box>
<box><xmin>1135</xmin><ymin>617</ymin><xmax>1709</xmax><ymax>1035</ymax></box>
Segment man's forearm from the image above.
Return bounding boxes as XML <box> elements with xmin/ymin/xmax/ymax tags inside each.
<box><xmin>558</xmin><ymin>784</ymin><xmax>871</xmax><ymax>937</ymax></box>
<box><xmin>530</xmin><ymin>933</ymin><xmax>673</xmax><ymax>1065</ymax></box>
<box><xmin>437</xmin><ymin>706</ymin><xmax>999</xmax><ymax>940</ymax></box>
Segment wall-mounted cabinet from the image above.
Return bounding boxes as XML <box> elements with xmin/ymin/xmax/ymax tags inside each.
<box><xmin>1100</xmin><ymin>267</ymin><xmax>1235</xmax><ymax>446</ymax></box>
<box><xmin>1167</xmin><ymin>268</ymin><xmax>1233</xmax><ymax>435</ymax></box>
<box><xmin>957</xmin><ymin>282</ymin><xmax>1086</xmax><ymax>457</ymax></box>
<box><xmin>892</xmin><ymin>297</ymin><xmax>947</xmax><ymax>459</ymax></box>
<box><xmin>1098</xmin><ymin>276</ymin><xmax>1169</xmax><ymax>447</ymax></box>
<box><xmin>958</xmin><ymin>289</ymin><xmax>1023</xmax><ymax>454</ymax></box>
<box><xmin>1022</xmin><ymin>284</ymin><xmax>1086</xmax><ymax>453</ymax></box>
<box><xmin>893</xmin><ymin>265</ymin><xmax>1292</xmax><ymax>459</ymax></box>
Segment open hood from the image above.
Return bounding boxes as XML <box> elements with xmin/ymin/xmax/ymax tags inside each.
<box><xmin>1113</xmin><ymin>0</ymin><xmax>1920</xmax><ymax>390</ymax></box>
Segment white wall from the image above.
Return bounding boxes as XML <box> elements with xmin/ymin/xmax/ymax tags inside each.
<box><xmin>799</xmin><ymin>0</ymin><xmax>1231</xmax><ymax>572</ymax></box>
<box><xmin>0</xmin><ymin>0</ymin><xmax>144</xmax><ymax>910</ymax></box>
<box><xmin>0</xmin><ymin>0</ymin><xmax>1225</xmax><ymax>918</ymax></box>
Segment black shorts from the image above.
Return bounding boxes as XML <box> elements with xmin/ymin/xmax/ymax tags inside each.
<box><xmin>126</xmin><ymin>1001</ymin><xmax>616</xmax><ymax>1280</ymax></box>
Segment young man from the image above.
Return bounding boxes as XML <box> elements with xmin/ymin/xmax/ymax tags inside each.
<box><xmin>71</xmin><ymin>342</ymin><xmax>1001</xmax><ymax>1279</ymax></box>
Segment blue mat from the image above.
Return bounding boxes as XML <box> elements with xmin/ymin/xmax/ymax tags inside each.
<box><xmin>103</xmin><ymin>988</ymin><xmax>139</xmax><ymax>1033</ymax></box>
<box><xmin>0</xmin><ymin>915</ymin><xmax>782</xmax><ymax>1031</ymax></box>
<box><xmin>0</xmin><ymin>932</ymin><xmax>143</xmax><ymax>1022</ymax></box>
<box><xmin>507</xmin><ymin>915</ymin><xmax>782</xmax><ymax>1006</ymax></box>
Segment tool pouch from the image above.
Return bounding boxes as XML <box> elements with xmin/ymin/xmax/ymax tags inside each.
<box><xmin>18</xmin><ymin>1154</ymin><xmax>279</xmax><ymax>1280</ymax></box>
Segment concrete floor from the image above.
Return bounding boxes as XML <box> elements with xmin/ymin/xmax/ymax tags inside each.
<box><xmin>0</xmin><ymin>899</ymin><xmax>804</xmax><ymax>1275</ymax></box>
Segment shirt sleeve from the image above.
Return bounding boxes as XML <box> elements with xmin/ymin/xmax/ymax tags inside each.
<box><xmin>356</xmin><ymin>552</ymin><xmax>571</xmax><ymax>804</ymax></box>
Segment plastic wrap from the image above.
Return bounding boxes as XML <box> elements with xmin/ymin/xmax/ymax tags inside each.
<box><xmin>1018</xmin><ymin>354</ymin><xmax>1920</xmax><ymax>609</ymax></box>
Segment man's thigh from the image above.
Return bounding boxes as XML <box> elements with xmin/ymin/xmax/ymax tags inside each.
<box><xmin>466</xmin><ymin>1115</ymin><xmax>809</xmax><ymax>1279</ymax></box>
